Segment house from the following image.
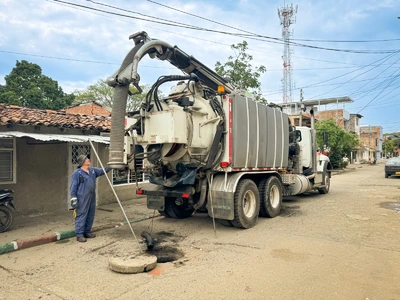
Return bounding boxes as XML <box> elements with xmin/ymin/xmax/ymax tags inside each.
<box><xmin>359</xmin><ymin>125</ymin><xmax>383</xmax><ymax>160</ymax></box>
<box><xmin>61</xmin><ymin>102</ymin><xmax>111</xmax><ymax>117</ymax></box>
<box><xmin>349</xmin><ymin>114</ymin><xmax>363</xmax><ymax>135</ymax></box>
<box><xmin>0</xmin><ymin>104</ymin><xmax>137</xmax><ymax>215</ymax></box>
<box><xmin>314</xmin><ymin>108</ymin><xmax>353</xmax><ymax>131</ymax></box>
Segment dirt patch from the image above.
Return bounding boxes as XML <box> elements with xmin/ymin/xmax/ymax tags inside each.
<box><xmin>379</xmin><ymin>202</ymin><xmax>400</xmax><ymax>213</ymax></box>
<box><xmin>280</xmin><ymin>205</ymin><xmax>302</xmax><ymax>217</ymax></box>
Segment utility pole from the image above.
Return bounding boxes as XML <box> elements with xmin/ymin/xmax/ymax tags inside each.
<box><xmin>278</xmin><ymin>3</ymin><xmax>297</xmax><ymax>113</ymax></box>
<box><xmin>299</xmin><ymin>88</ymin><xmax>303</xmax><ymax>126</ymax></box>
<box><xmin>369</xmin><ymin>127</ymin><xmax>371</xmax><ymax>161</ymax></box>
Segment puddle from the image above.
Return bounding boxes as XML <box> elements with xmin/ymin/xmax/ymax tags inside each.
<box><xmin>379</xmin><ymin>202</ymin><xmax>400</xmax><ymax>213</ymax></box>
<box><xmin>280</xmin><ymin>205</ymin><xmax>302</xmax><ymax>217</ymax></box>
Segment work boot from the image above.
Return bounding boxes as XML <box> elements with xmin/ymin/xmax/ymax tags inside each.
<box><xmin>76</xmin><ymin>236</ymin><xmax>87</xmax><ymax>243</ymax></box>
<box><xmin>84</xmin><ymin>233</ymin><xmax>96</xmax><ymax>239</ymax></box>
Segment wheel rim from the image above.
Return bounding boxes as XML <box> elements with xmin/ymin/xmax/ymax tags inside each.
<box><xmin>0</xmin><ymin>210</ymin><xmax>9</xmax><ymax>228</ymax></box>
<box><xmin>243</xmin><ymin>190</ymin><xmax>256</xmax><ymax>218</ymax></box>
<box><xmin>270</xmin><ymin>185</ymin><xmax>280</xmax><ymax>208</ymax></box>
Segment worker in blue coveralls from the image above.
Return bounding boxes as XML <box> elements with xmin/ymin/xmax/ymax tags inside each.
<box><xmin>70</xmin><ymin>154</ymin><xmax>111</xmax><ymax>243</ymax></box>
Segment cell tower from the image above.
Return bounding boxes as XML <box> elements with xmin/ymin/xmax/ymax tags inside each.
<box><xmin>278</xmin><ymin>3</ymin><xmax>297</xmax><ymax>105</ymax></box>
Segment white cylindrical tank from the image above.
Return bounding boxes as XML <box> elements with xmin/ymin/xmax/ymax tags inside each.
<box><xmin>290</xmin><ymin>174</ymin><xmax>313</xmax><ymax>195</ymax></box>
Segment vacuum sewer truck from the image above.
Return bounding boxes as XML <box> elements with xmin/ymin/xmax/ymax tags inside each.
<box><xmin>107</xmin><ymin>32</ymin><xmax>332</xmax><ymax>229</ymax></box>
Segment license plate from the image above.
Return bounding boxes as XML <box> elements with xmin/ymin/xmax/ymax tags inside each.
<box><xmin>396</xmin><ymin>172</ymin><xmax>400</xmax><ymax>175</ymax></box>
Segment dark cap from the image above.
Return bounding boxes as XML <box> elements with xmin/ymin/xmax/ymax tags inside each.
<box><xmin>77</xmin><ymin>155</ymin><xmax>89</xmax><ymax>167</ymax></box>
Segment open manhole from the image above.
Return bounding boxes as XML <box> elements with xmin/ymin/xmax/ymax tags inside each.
<box><xmin>380</xmin><ymin>202</ymin><xmax>400</xmax><ymax>213</ymax></box>
<box><xmin>142</xmin><ymin>231</ymin><xmax>185</xmax><ymax>263</ymax></box>
<box><xmin>149</xmin><ymin>245</ymin><xmax>184</xmax><ymax>263</ymax></box>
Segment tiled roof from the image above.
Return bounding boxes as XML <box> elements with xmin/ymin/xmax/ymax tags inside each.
<box><xmin>0</xmin><ymin>104</ymin><xmax>111</xmax><ymax>132</ymax></box>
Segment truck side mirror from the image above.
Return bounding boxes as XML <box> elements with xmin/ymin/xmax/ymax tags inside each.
<box><xmin>295</xmin><ymin>130</ymin><xmax>302</xmax><ymax>142</ymax></box>
<box><xmin>323</xmin><ymin>132</ymin><xmax>329</xmax><ymax>144</ymax></box>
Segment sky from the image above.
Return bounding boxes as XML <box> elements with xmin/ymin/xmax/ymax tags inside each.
<box><xmin>1</xmin><ymin>0</ymin><xmax>400</xmax><ymax>133</ymax></box>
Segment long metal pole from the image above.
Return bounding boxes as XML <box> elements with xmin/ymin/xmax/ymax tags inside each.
<box><xmin>88</xmin><ymin>139</ymin><xmax>143</xmax><ymax>253</ymax></box>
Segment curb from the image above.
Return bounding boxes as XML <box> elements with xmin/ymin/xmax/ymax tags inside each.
<box><xmin>0</xmin><ymin>214</ymin><xmax>160</xmax><ymax>256</ymax></box>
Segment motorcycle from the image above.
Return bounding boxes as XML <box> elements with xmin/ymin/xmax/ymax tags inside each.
<box><xmin>0</xmin><ymin>189</ymin><xmax>16</xmax><ymax>233</ymax></box>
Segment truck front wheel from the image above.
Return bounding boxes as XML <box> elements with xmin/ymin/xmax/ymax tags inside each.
<box><xmin>318</xmin><ymin>173</ymin><xmax>331</xmax><ymax>194</ymax></box>
<box><xmin>232</xmin><ymin>179</ymin><xmax>260</xmax><ymax>229</ymax></box>
<box><xmin>259</xmin><ymin>176</ymin><xmax>283</xmax><ymax>218</ymax></box>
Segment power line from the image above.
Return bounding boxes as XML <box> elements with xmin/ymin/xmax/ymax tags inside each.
<box><xmin>145</xmin><ymin>0</ymin><xmax>400</xmax><ymax>44</ymax></box>
<box><xmin>357</xmin><ymin>68</ymin><xmax>400</xmax><ymax>113</ymax></box>
<box><xmin>48</xmin><ymin>0</ymin><xmax>400</xmax><ymax>54</ymax></box>
<box><xmin>267</xmin><ymin>52</ymin><xmax>400</xmax><ymax>99</ymax></box>
<box><xmin>350</xmin><ymin>56</ymin><xmax>400</xmax><ymax>97</ymax></box>
<box><xmin>307</xmin><ymin>52</ymin><xmax>398</xmax><ymax>100</ymax></box>
<box><xmin>0</xmin><ymin>50</ymin><xmax>176</xmax><ymax>69</ymax></box>
<box><xmin>45</xmin><ymin>0</ymin><xmax>399</xmax><ymax>67</ymax></box>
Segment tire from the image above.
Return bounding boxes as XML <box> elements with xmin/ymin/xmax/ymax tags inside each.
<box><xmin>0</xmin><ymin>205</ymin><xmax>14</xmax><ymax>233</ymax></box>
<box><xmin>164</xmin><ymin>197</ymin><xmax>194</xmax><ymax>219</ymax></box>
<box><xmin>385</xmin><ymin>173</ymin><xmax>389</xmax><ymax>178</ymax></box>
<box><xmin>216</xmin><ymin>219</ymin><xmax>234</xmax><ymax>227</ymax></box>
<box><xmin>158</xmin><ymin>210</ymin><xmax>171</xmax><ymax>218</ymax></box>
<box><xmin>318</xmin><ymin>172</ymin><xmax>331</xmax><ymax>194</ymax></box>
<box><xmin>232</xmin><ymin>179</ymin><xmax>260</xmax><ymax>229</ymax></box>
<box><xmin>259</xmin><ymin>176</ymin><xmax>283</xmax><ymax>218</ymax></box>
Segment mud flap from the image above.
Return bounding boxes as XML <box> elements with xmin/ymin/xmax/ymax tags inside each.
<box><xmin>207</xmin><ymin>190</ymin><xmax>235</xmax><ymax>220</ymax></box>
<box><xmin>206</xmin><ymin>173</ymin><xmax>244</xmax><ymax>220</ymax></box>
<box><xmin>147</xmin><ymin>195</ymin><xmax>165</xmax><ymax>210</ymax></box>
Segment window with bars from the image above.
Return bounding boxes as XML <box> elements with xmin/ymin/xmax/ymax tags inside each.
<box><xmin>71</xmin><ymin>144</ymin><xmax>91</xmax><ymax>164</ymax></box>
<box><xmin>0</xmin><ymin>138</ymin><xmax>16</xmax><ymax>183</ymax></box>
<box><xmin>112</xmin><ymin>159</ymin><xmax>149</xmax><ymax>185</ymax></box>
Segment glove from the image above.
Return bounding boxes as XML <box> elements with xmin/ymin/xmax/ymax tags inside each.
<box><xmin>70</xmin><ymin>197</ymin><xmax>78</xmax><ymax>209</ymax></box>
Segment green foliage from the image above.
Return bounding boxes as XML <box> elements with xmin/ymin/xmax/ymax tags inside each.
<box><xmin>73</xmin><ymin>80</ymin><xmax>155</xmax><ymax>112</ymax></box>
<box><xmin>315</xmin><ymin>119</ymin><xmax>359</xmax><ymax>168</ymax></box>
<box><xmin>0</xmin><ymin>60</ymin><xmax>74</xmax><ymax>110</ymax></box>
<box><xmin>383</xmin><ymin>133</ymin><xmax>400</xmax><ymax>154</ymax></box>
<box><xmin>215</xmin><ymin>41</ymin><xmax>267</xmax><ymax>103</ymax></box>
<box><xmin>383</xmin><ymin>139</ymin><xmax>395</xmax><ymax>155</ymax></box>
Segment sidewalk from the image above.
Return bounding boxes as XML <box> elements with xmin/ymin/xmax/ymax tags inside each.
<box><xmin>0</xmin><ymin>196</ymin><xmax>153</xmax><ymax>245</ymax></box>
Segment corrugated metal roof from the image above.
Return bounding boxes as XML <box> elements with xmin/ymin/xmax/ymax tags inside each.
<box><xmin>0</xmin><ymin>131</ymin><xmax>110</xmax><ymax>144</ymax></box>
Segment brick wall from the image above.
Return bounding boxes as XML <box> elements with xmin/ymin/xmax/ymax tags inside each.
<box><xmin>359</xmin><ymin>126</ymin><xmax>381</xmax><ymax>150</ymax></box>
<box><xmin>65</xmin><ymin>103</ymin><xmax>111</xmax><ymax>116</ymax></box>
<box><xmin>317</xmin><ymin>109</ymin><xmax>345</xmax><ymax>129</ymax></box>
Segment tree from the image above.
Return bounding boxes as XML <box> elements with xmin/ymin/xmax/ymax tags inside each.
<box><xmin>73</xmin><ymin>80</ymin><xmax>154</xmax><ymax>112</ymax></box>
<box><xmin>0</xmin><ymin>60</ymin><xmax>74</xmax><ymax>110</ymax></box>
<box><xmin>383</xmin><ymin>139</ymin><xmax>395</xmax><ymax>156</ymax></box>
<box><xmin>315</xmin><ymin>119</ymin><xmax>359</xmax><ymax>168</ymax></box>
<box><xmin>215</xmin><ymin>41</ymin><xmax>267</xmax><ymax>103</ymax></box>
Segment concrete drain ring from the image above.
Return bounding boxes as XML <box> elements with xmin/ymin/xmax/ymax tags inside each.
<box><xmin>108</xmin><ymin>254</ymin><xmax>157</xmax><ymax>274</ymax></box>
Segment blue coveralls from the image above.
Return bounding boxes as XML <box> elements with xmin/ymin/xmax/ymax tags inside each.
<box><xmin>70</xmin><ymin>166</ymin><xmax>111</xmax><ymax>237</ymax></box>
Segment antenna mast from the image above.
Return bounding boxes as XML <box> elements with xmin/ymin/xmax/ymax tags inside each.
<box><xmin>278</xmin><ymin>3</ymin><xmax>297</xmax><ymax>108</ymax></box>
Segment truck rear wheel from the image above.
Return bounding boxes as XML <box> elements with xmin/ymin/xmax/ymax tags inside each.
<box><xmin>164</xmin><ymin>197</ymin><xmax>194</xmax><ymax>219</ymax></box>
<box><xmin>158</xmin><ymin>210</ymin><xmax>171</xmax><ymax>218</ymax></box>
<box><xmin>232</xmin><ymin>179</ymin><xmax>260</xmax><ymax>229</ymax></box>
<box><xmin>259</xmin><ymin>176</ymin><xmax>282</xmax><ymax>218</ymax></box>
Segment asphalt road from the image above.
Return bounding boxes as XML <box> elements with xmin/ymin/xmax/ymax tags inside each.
<box><xmin>1</xmin><ymin>163</ymin><xmax>399</xmax><ymax>300</ymax></box>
